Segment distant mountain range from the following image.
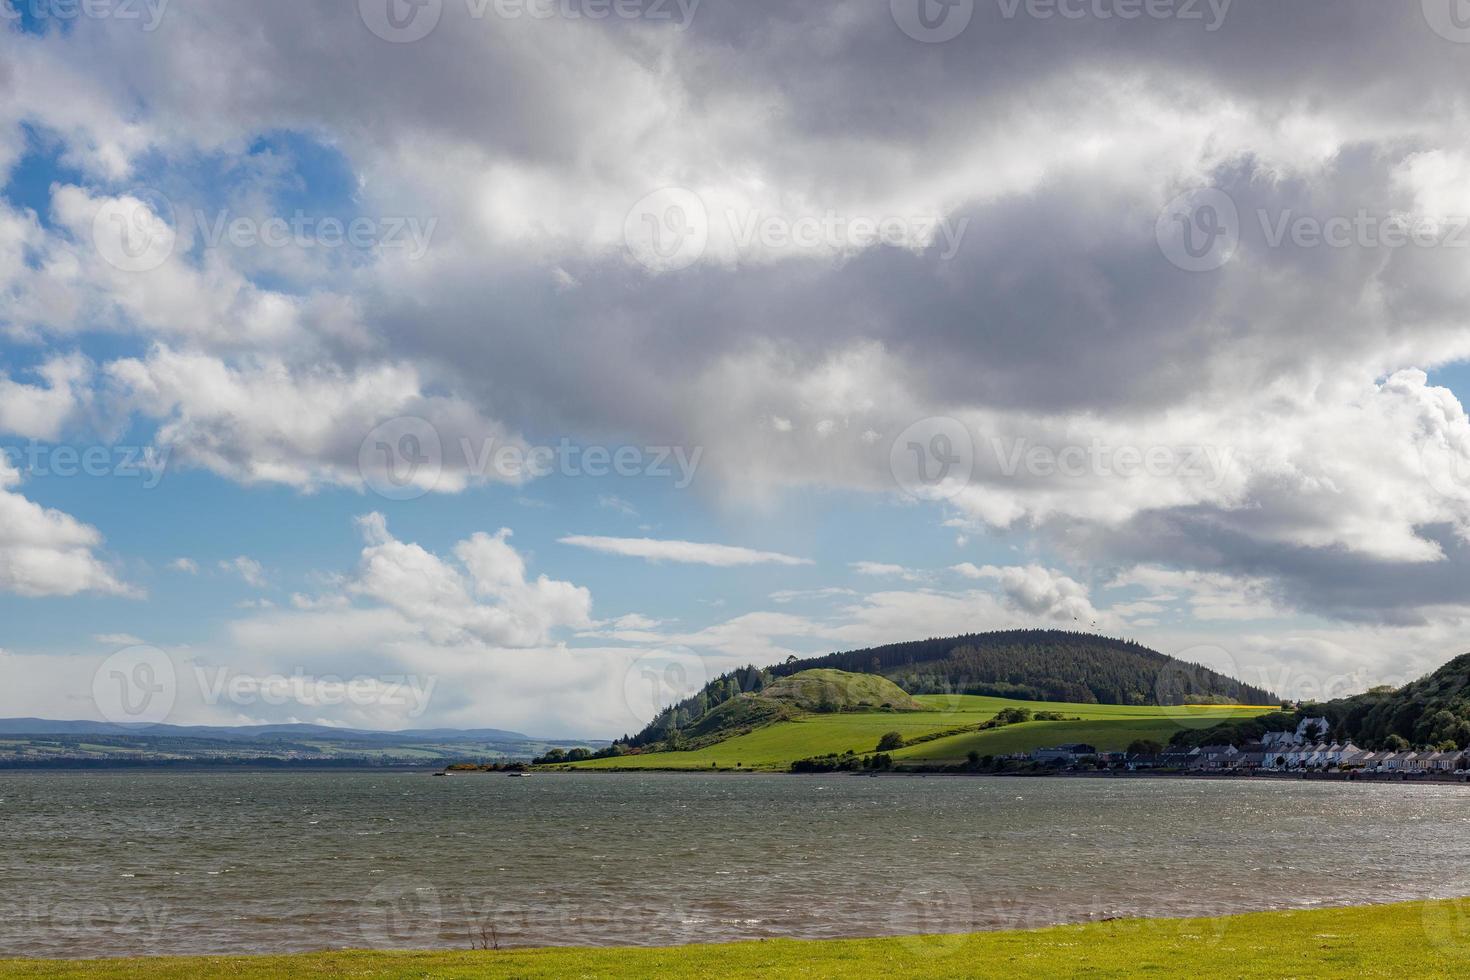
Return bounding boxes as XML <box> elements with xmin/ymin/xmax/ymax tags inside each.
<box><xmin>0</xmin><ymin>719</ymin><xmax>606</xmax><ymax>768</ymax></box>
<box><xmin>0</xmin><ymin>719</ymin><xmax>536</xmax><ymax>741</ymax></box>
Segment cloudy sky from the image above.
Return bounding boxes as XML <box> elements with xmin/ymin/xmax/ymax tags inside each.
<box><xmin>2</xmin><ymin>0</ymin><xmax>1470</xmax><ymax>737</ymax></box>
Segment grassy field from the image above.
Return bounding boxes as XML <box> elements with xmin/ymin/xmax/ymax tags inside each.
<box><xmin>4</xmin><ymin>899</ymin><xmax>1468</xmax><ymax>978</ymax></box>
<box><xmin>569</xmin><ymin>695</ymin><xmax>1270</xmax><ymax>770</ymax></box>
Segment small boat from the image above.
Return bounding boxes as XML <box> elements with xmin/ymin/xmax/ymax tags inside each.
<box><xmin>507</xmin><ymin>771</ymin><xmax>532</xmax><ymax>777</ymax></box>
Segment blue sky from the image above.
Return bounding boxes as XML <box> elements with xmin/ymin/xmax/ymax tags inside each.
<box><xmin>3</xmin><ymin>3</ymin><xmax>1470</xmax><ymax>737</ymax></box>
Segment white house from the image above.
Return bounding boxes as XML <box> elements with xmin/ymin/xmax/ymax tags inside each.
<box><xmin>1295</xmin><ymin>716</ymin><xmax>1331</xmax><ymax>741</ymax></box>
<box><xmin>1425</xmin><ymin>751</ymin><xmax>1462</xmax><ymax>772</ymax></box>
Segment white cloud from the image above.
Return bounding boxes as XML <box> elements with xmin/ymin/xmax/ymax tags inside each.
<box><xmin>92</xmin><ymin>632</ymin><xmax>143</xmax><ymax>646</ymax></box>
<box><xmin>4</xmin><ymin>2</ymin><xmax>1470</xmax><ymax>678</ymax></box>
<box><xmin>950</xmin><ymin>563</ymin><xmax>1100</xmax><ymax>623</ymax></box>
<box><xmin>0</xmin><ymin>353</ymin><xmax>92</xmax><ymax>441</ymax></box>
<box><xmin>769</xmin><ymin>587</ymin><xmax>859</xmax><ymax>604</ymax></box>
<box><xmin>597</xmin><ymin>495</ymin><xmax>638</xmax><ymax>518</ymax></box>
<box><xmin>107</xmin><ymin>345</ymin><xmax>527</xmax><ymax>495</ymax></box>
<box><xmin>850</xmin><ymin>561</ymin><xmax>926</xmax><ymax>582</ymax></box>
<box><xmin>0</xmin><ymin>455</ymin><xmax>136</xmax><ymax>598</ymax></box>
<box><xmin>351</xmin><ymin>513</ymin><xmax>592</xmax><ymax>648</ymax></box>
<box><xmin>558</xmin><ymin>535</ymin><xmax>812</xmax><ymax>567</ymax></box>
<box><xmin>168</xmin><ymin>557</ymin><xmax>199</xmax><ymax>574</ymax></box>
<box><xmin>219</xmin><ymin>556</ymin><xmax>267</xmax><ymax>589</ymax></box>
<box><xmin>1109</xmin><ymin>567</ymin><xmax>1289</xmax><ymax>622</ymax></box>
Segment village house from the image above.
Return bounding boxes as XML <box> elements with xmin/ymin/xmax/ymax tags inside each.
<box><xmin>1123</xmin><ymin>731</ymin><xmax>1462</xmax><ymax>776</ymax></box>
<box><xmin>1031</xmin><ymin>743</ymin><xmax>1098</xmax><ymax>764</ymax></box>
<box><xmin>1425</xmin><ymin>750</ymin><xmax>1466</xmax><ymax>772</ymax></box>
<box><xmin>1194</xmin><ymin>745</ymin><xmax>1240</xmax><ymax>769</ymax></box>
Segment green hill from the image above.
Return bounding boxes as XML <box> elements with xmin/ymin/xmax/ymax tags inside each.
<box><xmin>643</xmin><ymin>669</ymin><xmax>923</xmax><ymax>752</ymax></box>
<box><xmin>792</xmin><ymin>630</ymin><xmax>1276</xmax><ymax>705</ymax></box>
<box><xmin>1178</xmin><ymin>651</ymin><xmax>1470</xmax><ymax>752</ymax></box>
<box><xmin>623</xmin><ymin>630</ymin><xmax>1277</xmax><ymax>754</ymax></box>
<box><xmin>1318</xmin><ymin>652</ymin><xmax>1470</xmax><ymax>750</ymax></box>
<box><xmin>569</xmin><ymin>695</ymin><xmax>1270</xmax><ymax>771</ymax></box>
<box><xmin>758</xmin><ymin>669</ymin><xmax>925</xmax><ymax>713</ymax></box>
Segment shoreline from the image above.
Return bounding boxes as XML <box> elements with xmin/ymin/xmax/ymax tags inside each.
<box><xmin>9</xmin><ymin>765</ymin><xmax>1467</xmax><ymax>787</ymax></box>
<box><xmin>540</xmin><ymin>764</ymin><xmax>1470</xmax><ymax>785</ymax></box>
<box><xmin>1</xmin><ymin>898</ymin><xmax>1466</xmax><ymax>977</ymax></box>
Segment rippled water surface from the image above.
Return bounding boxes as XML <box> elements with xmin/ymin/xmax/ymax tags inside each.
<box><xmin>3</xmin><ymin>770</ymin><xmax>1470</xmax><ymax>958</ymax></box>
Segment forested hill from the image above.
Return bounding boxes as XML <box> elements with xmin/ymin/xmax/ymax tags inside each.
<box><xmin>625</xmin><ymin>630</ymin><xmax>1278</xmax><ymax>749</ymax></box>
<box><xmin>780</xmin><ymin>630</ymin><xmax>1276</xmax><ymax>706</ymax></box>
<box><xmin>1305</xmin><ymin>652</ymin><xmax>1470</xmax><ymax>750</ymax></box>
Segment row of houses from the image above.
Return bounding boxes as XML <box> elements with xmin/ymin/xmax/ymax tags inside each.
<box><xmin>1175</xmin><ymin>742</ymin><xmax>1470</xmax><ymax>773</ymax></box>
<box><xmin>1028</xmin><ymin>732</ymin><xmax>1470</xmax><ymax>774</ymax></box>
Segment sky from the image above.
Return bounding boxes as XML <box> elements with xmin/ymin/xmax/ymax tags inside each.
<box><xmin>2</xmin><ymin>0</ymin><xmax>1470</xmax><ymax>738</ymax></box>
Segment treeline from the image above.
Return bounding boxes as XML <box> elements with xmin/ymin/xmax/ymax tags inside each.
<box><xmin>533</xmin><ymin>745</ymin><xmax>628</xmax><ymax>765</ymax></box>
<box><xmin>791</xmin><ymin>751</ymin><xmax>894</xmax><ymax>773</ymax></box>
<box><xmin>1174</xmin><ymin>651</ymin><xmax>1470</xmax><ymax>752</ymax></box>
<box><xmin>1169</xmin><ymin>711</ymin><xmax>1300</xmax><ymax>750</ymax></box>
<box><xmin>626</xmin><ymin>664</ymin><xmax>778</xmax><ymax>749</ymax></box>
<box><xmin>787</xmin><ymin>630</ymin><xmax>1277</xmax><ymax>706</ymax></box>
<box><xmin>1307</xmin><ymin>653</ymin><xmax>1470</xmax><ymax>750</ymax></box>
<box><xmin>626</xmin><ymin>630</ymin><xmax>1277</xmax><ymax>749</ymax></box>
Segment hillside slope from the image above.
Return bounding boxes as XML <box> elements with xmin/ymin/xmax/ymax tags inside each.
<box><xmin>572</xmin><ymin>696</ymin><xmax>1270</xmax><ymax>771</ymax></box>
<box><xmin>627</xmin><ymin>630</ymin><xmax>1277</xmax><ymax>751</ymax></box>
<box><xmin>758</xmin><ymin>669</ymin><xmax>925</xmax><ymax>712</ymax></box>
<box><xmin>1168</xmin><ymin>651</ymin><xmax>1470</xmax><ymax>752</ymax></box>
<box><xmin>793</xmin><ymin>630</ymin><xmax>1275</xmax><ymax>705</ymax></box>
<box><xmin>1294</xmin><ymin>652</ymin><xmax>1470</xmax><ymax>750</ymax></box>
<box><xmin>646</xmin><ymin>669</ymin><xmax>922</xmax><ymax>751</ymax></box>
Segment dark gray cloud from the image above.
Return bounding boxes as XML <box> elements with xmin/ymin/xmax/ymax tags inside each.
<box><xmin>5</xmin><ymin>0</ymin><xmax>1470</xmax><ymax>629</ymax></box>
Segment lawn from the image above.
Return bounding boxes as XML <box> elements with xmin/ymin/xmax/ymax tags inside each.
<box><xmin>3</xmin><ymin>899</ymin><xmax>1467</xmax><ymax>978</ymax></box>
<box><xmin>568</xmin><ymin>695</ymin><xmax>1270</xmax><ymax>770</ymax></box>
<box><xmin>891</xmin><ymin>715</ymin><xmax>1260</xmax><ymax>763</ymax></box>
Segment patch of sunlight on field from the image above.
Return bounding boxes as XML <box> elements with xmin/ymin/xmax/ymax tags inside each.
<box><xmin>570</xmin><ymin>696</ymin><xmax>1272</xmax><ymax>770</ymax></box>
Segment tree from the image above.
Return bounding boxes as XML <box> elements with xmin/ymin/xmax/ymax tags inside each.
<box><xmin>1127</xmin><ymin>739</ymin><xmax>1163</xmax><ymax>756</ymax></box>
<box><xmin>877</xmin><ymin>731</ymin><xmax>904</xmax><ymax>751</ymax></box>
<box><xmin>1385</xmin><ymin>734</ymin><xmax>1410</xmax><ymax>751</ymax></box>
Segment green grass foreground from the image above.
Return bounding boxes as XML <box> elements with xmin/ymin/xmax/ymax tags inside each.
<box><xmin>569</xmin><ymin>694</ymin><xmax>1270</xmax><ymax>770</ymax></box>
<box><xmin>6</xmin><ymin>899</ymin><xmax>1470</xmax><ymax>978</ymax></box>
